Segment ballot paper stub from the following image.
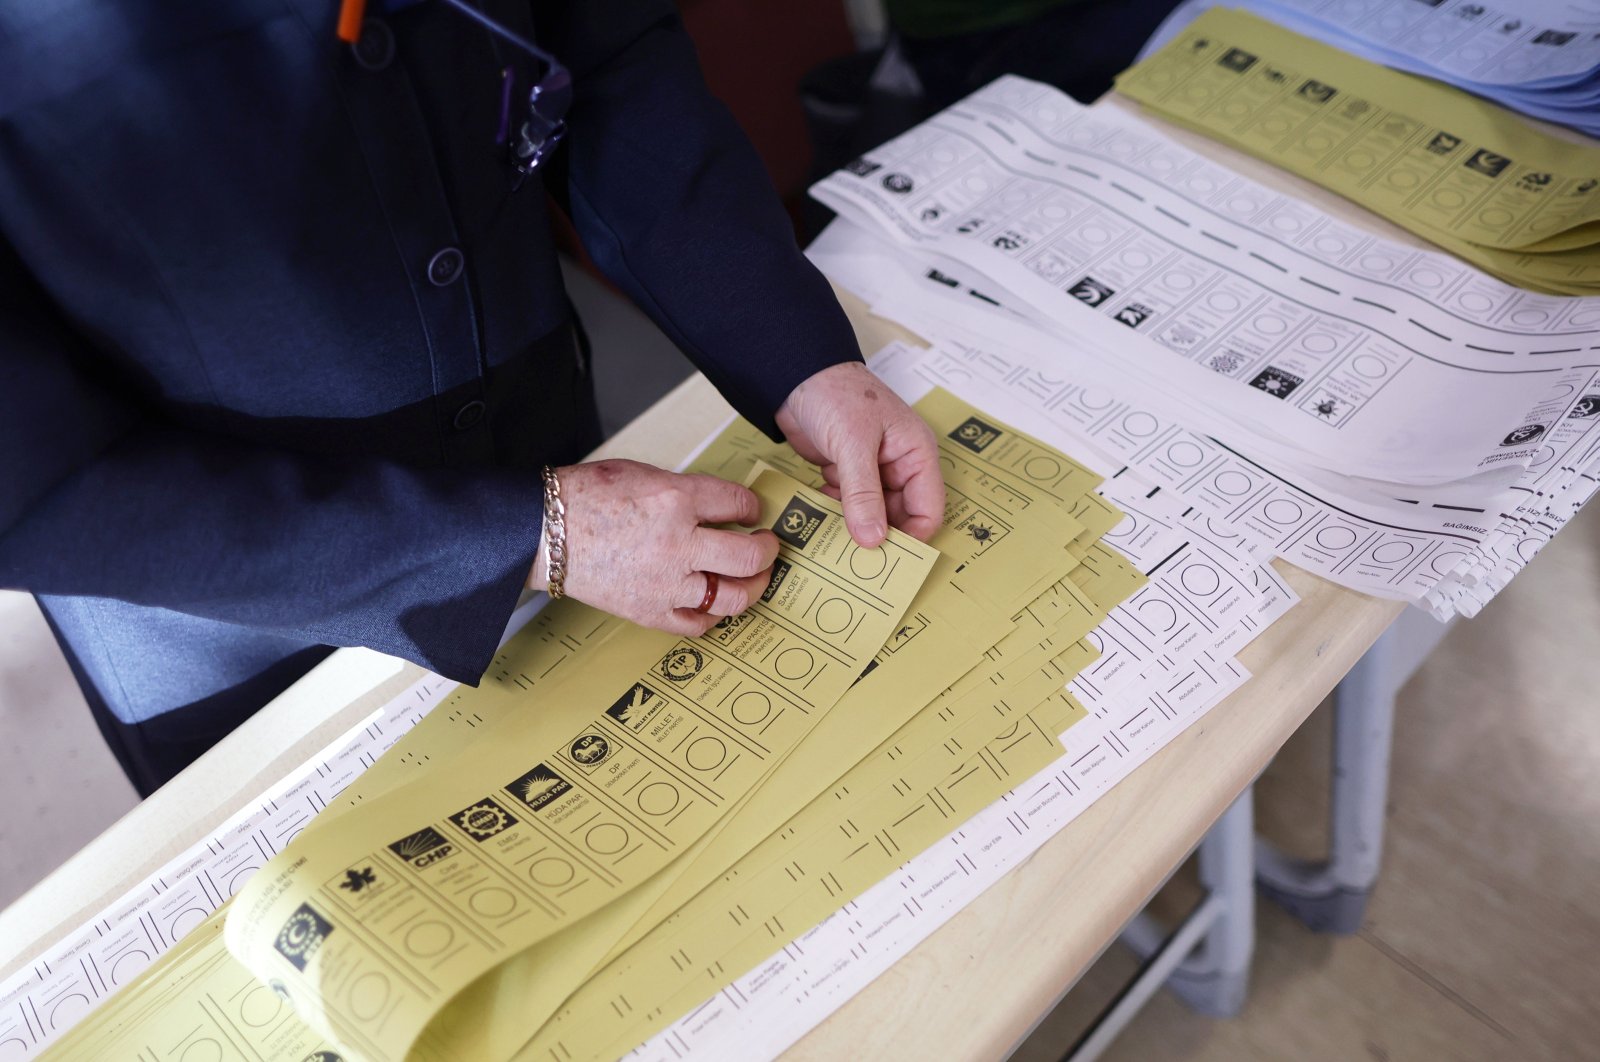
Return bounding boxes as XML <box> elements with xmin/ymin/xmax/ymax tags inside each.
<box><xmin>221</xmin><ymin>469</ymin><xmax>937</xmax><ymax>1062</ymax></box>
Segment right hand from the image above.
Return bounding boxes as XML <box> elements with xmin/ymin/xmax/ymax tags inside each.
<box><xmin>528</xmin><ymin>459</ymin><xmax>780</xmax><ymax>637</ymax></box>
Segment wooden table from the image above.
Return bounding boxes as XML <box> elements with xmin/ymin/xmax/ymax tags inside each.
<box><xmin>0</xmin><ymin>97</ymin><xmax>1410</xmax><ymax>1059</ymax></box>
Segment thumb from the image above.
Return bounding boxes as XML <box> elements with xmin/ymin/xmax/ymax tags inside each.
<box><xmin>834</xmin><ymin>434</ymin><xmax>888</xmax><ymax>548</ymax></box>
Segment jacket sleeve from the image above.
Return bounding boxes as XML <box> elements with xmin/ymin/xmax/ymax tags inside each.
<box><xmin>0</xmin><ymin>242</ymin><xmax>540</xmax><ymax>685</ymax></box>
<box><xmin>536</xmin><ymin>0</ymin><xmax>862</xmax><ymax>440</ymax></box>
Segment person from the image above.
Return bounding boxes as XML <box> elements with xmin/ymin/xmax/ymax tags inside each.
<box><xmin>0</xmin><ymin>0</ymin><xmax>944</xmax><ymax>797</ymax></box>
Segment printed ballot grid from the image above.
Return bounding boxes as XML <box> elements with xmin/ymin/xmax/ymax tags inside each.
<box><xmin>1144</xmin><ymin>0</ymin><xmax>1600</xmax><ymax>136</ymax></box>
<box><xmin>18</xmin><ymin>7</ymin><xmax>1590</xmax><ymax>1053</ymax></box>
<box><xmin>810</xmin><ymin>70</ymin><xmax>1600</xmax><ymax>620</ymax></box>
<box><xmin>3</xmin><ymin>387</ymin><xmax>1301</xmax><ymax>1062</ymax></box>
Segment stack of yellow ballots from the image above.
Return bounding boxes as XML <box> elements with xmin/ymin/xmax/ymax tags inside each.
<box><xmin>42</xmin><ymin>390</ymin><xmax>1145</xmax><ymax>1062</ymax></box>
<box><xmin>1117</xmin><ymin>8</ymin><xmax>1600</xmax><ymax>295</ymax></box>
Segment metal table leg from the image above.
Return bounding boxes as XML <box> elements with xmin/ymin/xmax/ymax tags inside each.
<box><xmin>1254</xmin><ymin>611</ymin><xmax>1454</xmax><ymax>934</ymax></box>
<box><xmin>1059</xmin><ymin>789</ymin><xmax>1256</xmax><ymax>1061</ymax></box>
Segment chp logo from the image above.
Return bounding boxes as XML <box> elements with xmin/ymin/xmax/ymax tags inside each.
<box><xmin>1501</xmin><ymin>424</ymin><xmax>1546</xmax><ymax>446</ymax></box>
<box><xmin>948</xmin><ymin>415</ymin><xmax>1002</xmax><ymax>453</ymax></box>
<box><xmin>773</xmin><ymin>495</ymin><xmax>827</xmax><ymax>549</ymax></box>
<box><xmin>388</xmin><ymin>826</ymin><xmax>455</xmax><ymax>869</ymax></box>
<box><xmin>450</xmin><ymin>797</ymin><xmax>518</xmax><ymax>841</ymax></box>
<box><xmin>273</xmin><ymin>903</ymin><xmax>333</xmax><ymax>972</ymax></box>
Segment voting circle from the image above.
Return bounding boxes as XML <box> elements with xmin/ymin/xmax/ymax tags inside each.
<box><xmin>3</xmin><ymin>1</ymin><xmax>1600</xmax><ymax>1061</ymax></box>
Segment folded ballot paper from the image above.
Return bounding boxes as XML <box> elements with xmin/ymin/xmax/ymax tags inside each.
<box><xmin>26</xmin><ymin>384</ymin><xmax>1299</xmax><ymax>1062</ymax></box>
<box><xmin>1144</xmin><ymin>0</ymin><xmax>1600</xmax><ymax>137</ymax></box>
<box><xmin>806</xmin><ymin>75</ymin><xmax>1600</xmax><ymax>619</ymax></box>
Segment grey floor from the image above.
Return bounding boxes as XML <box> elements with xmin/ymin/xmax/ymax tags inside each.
<box><xmin>3</xmin><ymin>265</ymin><xmax>1598</xmax><ymax>1055</ymax></box>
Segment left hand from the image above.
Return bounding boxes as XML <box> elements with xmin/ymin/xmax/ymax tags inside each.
<box><xmin>776</xmin><ymin>361</ymin><xmax>945</xmax><ymax>548</ymax></box>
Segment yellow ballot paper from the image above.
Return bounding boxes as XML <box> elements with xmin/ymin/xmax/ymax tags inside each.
<box><xmin>516</xmin><ymin>664</ymin><xmax>1102</xmax><ymax>1062</ymax></box>
<box><xmin>53</xmin><ymin>393</ymin><xmax>1136</xmax><ymax>1062</ymax></box>
<box><xmin>508</xmin><ymin>405</ymin><xmax>1139</xmax><ymax>1062</ymax></box>
<box><xmin>221</xmin><ymin>470</ymin><xmax>937</xmax><ymax>1062</ymax></box>
<box><xmin>402</xmin><ymin>403</ymin><xmax>1081</xmax><ymax>1060</ymax></box>
<box><xmin>397</xmin><ymin>396</ymin><xmax>1120</xmax><ymax>1061</ymax></box>
<box><xmin>691</xmin><ymin>413</ymin><xmax>1083</xmax><ymax>615</ymax></box>
<box><xmin>38</xmin><ymin>910</ymin><xmax>333</xmax><ymax>1061</ymax></box>
<box><xmin>1117</xmin><ymin>8</ymin><xmax>1600</xmax><ymax>292</ymax></box>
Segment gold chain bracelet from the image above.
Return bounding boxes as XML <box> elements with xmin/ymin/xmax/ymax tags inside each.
<box><xmin>540</xmin><ymin>465</ymin><xmax>568</xmax><ymax>599</ymax></box>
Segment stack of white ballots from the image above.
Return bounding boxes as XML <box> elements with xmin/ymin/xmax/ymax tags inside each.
<box><xmin>807</xmin><ymin>76</ymin><xmax>1600</xmax><ymax>618</ymax></box>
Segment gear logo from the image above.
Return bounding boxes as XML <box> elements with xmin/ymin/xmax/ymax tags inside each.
<box><xmin>274</xmin><ymin>904</ymin><xmax>333</xmax><ymax>972</ymax></box>
<box><xmin>450</xmin><ymin>797</ymin><xmax>518</xmax><ymax>841</ymax></box>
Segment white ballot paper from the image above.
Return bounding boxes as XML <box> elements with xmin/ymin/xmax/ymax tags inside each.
<box><xmin>811</xmin><ymin>75</ymin><xmax>1600</xmax><ymax>490</ymax></box>
<box><xmin>807</xmin><ymin>80</ymin><xmax>1600</xmax><ymax>617</ymax></box>
<box><xmin>836</xmin><ymin>229</ymin><xmax>1600</xmax><ymax>614</ymax></box>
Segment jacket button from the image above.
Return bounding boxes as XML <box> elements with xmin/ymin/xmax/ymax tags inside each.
<box><xmin>428</xmin><ymin>247</ymin><xmax>464</xmax><ymax>286</ymax></box>
<box><xmin>453</xmin><ymin>400</ymin><xmax>486</xmax><ymax>431</ymax></box>
<box><xmin>352</xmin><ymin>18</ymin><xmax>395</xmax><ymax>71</ymax></box>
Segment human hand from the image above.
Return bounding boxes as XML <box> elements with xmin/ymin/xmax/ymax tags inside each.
<box><xmin>776</xmin><ymin>361</ymin><xmax>945</xmax><ymax>548</ymax></box>
<box><xmin>527</xmin><ymin>459</ymin><xmax>780</xmax><ymax>637</ymax></box>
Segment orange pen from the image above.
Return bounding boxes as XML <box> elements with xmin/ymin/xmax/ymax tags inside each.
<box><xmin>336</xmin><ymin>0</ymin><xmax>367</xmax><ymax>42</ymax></box>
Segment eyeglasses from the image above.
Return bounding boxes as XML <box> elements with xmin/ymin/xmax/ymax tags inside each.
<box><xmin>438</xmin><ymin>0</ymin><xmax>572</xmax><ymax>180</ymax></box>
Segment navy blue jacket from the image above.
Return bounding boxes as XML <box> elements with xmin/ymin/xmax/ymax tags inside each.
<box><xmin>0</xmin><ymin>1</ymin><xmax>860</xmax><ymax>686</ymax></box>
